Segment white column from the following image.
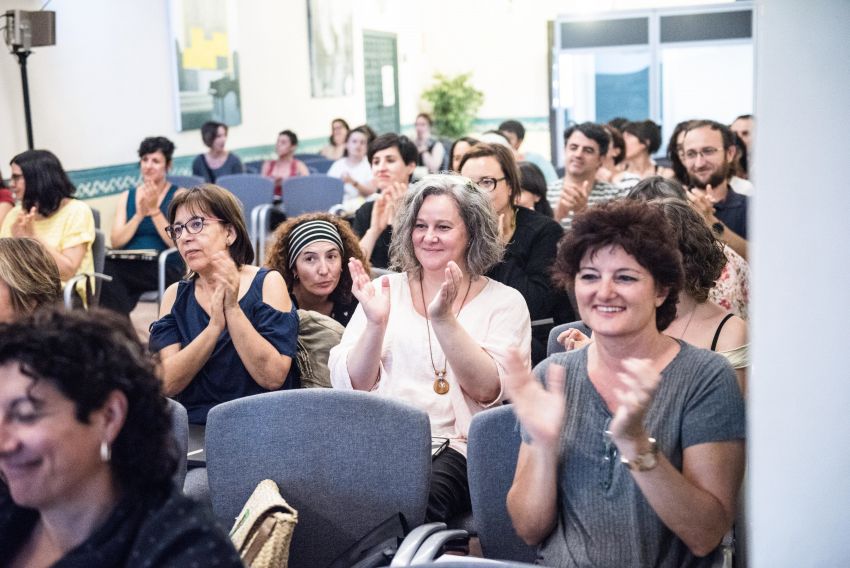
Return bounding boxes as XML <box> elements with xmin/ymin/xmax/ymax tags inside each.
<box><xmin>751</xmin><ymin>1</ymin><xmax>850</xmax><ymax>565</ymax></box>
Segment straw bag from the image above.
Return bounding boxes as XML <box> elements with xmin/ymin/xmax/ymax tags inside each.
<box><xmin>229</xmin><ymin>479</ymin><xmax>298</xmax><ymax>568</ymax></box>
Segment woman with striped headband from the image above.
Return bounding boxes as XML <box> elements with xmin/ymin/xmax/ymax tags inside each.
<box><xmin>266</xmin><ymin>213</ymin><xmax>370</xmax><ymax>327</ymax></box>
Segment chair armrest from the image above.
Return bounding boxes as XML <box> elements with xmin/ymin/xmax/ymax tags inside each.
<box><xmin>63</xmin><ymin>273</ymin><xmax>113</xmax><ymax>309</ymax></box>
<box><xmin>409</xmin><ymin>529</ymin><xmax>469</xmax><ymax>565</ymax></box>
<box><xmin>252</xmin><ymin>203</ymin><xmax>275</xmax><ymax>265</ymax></box>
<box><xmin>157</xmin><ymin>248</ymin><xmax>179</xmax><ymax>311</ymax></box>
<box><xmin>390</xmin><ymin>522</ymin><xmax>447</xmax><ymax>566</ymax></box>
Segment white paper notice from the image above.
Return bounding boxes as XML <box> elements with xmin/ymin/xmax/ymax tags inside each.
<box><xmin>381</xmin><ymin>65</ymin><xmax>396</xmax><ymax>107</ymax></box>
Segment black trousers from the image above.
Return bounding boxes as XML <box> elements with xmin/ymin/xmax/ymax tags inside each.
<box><xmin>99</xmin><ymin>257</ymin><xmax>183</xmax><ymax>315</ymax></box>
<box><xmin>426</xmin><ymin>447</ymin><xmax>471</xmax><ymax>523</ymax></box>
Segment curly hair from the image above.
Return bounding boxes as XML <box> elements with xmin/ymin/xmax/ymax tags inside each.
<box><xmin>0</xmin><ymin>308</ymin><xmax>178</xmax><ymax>493</ymax></box>
<box><xmin>265</xmin><ymin>212</ymin><xmax>369</xmax><ymax>306</ymax></box>
<box><xmin>552</xmin><ymin>199</ymin><xmax>683</xmax><ymax>331</ymax></box>
<box><xmin>137</xmin><ymin>136</ymin><xmax>176</xmax><ymax>164</ymax></box>
<box><xmin>390</xmin><ymin>174</ymin><xmax>503</xmax><ymax>278</ymax></box>
<box><xmin>649</xmin><ymin>198</ymin><xmax>726</xmax><ymax>303</ymax></box>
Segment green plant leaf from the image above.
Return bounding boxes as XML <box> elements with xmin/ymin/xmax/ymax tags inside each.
<box><xmin>421</xmin><ymin>72</ymin><xmax>485</xmax><ymax>139</ymax></box>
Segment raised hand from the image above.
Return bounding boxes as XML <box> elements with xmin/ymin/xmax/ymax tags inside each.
<box><xmin>557</xmin><ymin>328</ymin><xmax>592</xmax><ymax>351</ymax></box>
<box><xmin>427</xmin><ymin>261</ymin><xmax>463</xmax><ymax>322</ymax></box>
<box><xmin>608</xmin><ymin>358</ymin><xmax>663</xmax><ymax>442</ymax></box>
<box><xmin>687</xmin><ymin>186</ymin><xmax>717</xmax><ymax>223</ymax></box>
<box><xmin>208</xmin><ymin>283</ymin><xmax>227</xmax><ymax>332</ymax></box>
<box><xmin>504</xmin><ymin>348</ymin><xmax>567</xmax><ymax>451</ymax></box>
<box><xmin>370</xmin><ymin>193</ymin><xmax>393</xmax><ymax>234</ymax></box>
<box><xmin>555</xmin><ymin>179</ymin><xmax>590</xmax><ymax>219</ymax></box>
<box><xmin>136</xmin><ymin>180</ymin><xmax>159</xmax><ymax>217</ymax></box>
<box><xmin>11</xmin><ymin>206</ymin><xmax>37</xmax><ymax>237</ymax></box>
<box><xmin>210</xmin><ymin>251</ymin><xmax>241</xmax><ymax>309</ymax></box>
<box><xmin>349</xmin><ymin>258</ymin><xmax>390</xmax><ymax>326</ymax></box>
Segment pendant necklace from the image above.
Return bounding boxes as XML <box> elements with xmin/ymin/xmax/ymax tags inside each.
<box><xmin>420</xmin><ymin>273</ymin><xmax>472</xmax><ymax>395</ymax></box>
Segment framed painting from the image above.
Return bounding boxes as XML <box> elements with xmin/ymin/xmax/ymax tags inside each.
<box><xmin>169</xmin><ymin>0</ymin><xmax>242</xmax><ymax>130</ymax></box>
<box><xmin>307</xmin><ymin>0</ymin><xmax>354</xmax><ymax>98</ymax></box>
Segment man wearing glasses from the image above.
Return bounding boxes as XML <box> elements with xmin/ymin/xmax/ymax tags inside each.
<box><xmin>682</xmin><ymin>120</ymin><xmax>749</xmax><ymax>260</ymax></box>
<box><xmin>546</xmin><ymin>122</ymin><xmax>627</xmax><ymax>230</ymax></box>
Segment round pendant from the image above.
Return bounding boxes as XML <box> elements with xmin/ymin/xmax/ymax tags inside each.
<box><xmin>433</xmin><ymin>377</ymin><xmax>450</xmax><ymax>395</ymax></box>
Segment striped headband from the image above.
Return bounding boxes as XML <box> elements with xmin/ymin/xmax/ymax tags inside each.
<box><xmin>287</xmin><ymin>220</ymin><xmax>344</xmax><ymax>268</ymax></box>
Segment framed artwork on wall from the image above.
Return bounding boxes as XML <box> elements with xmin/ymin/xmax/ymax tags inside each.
<box><xmin>169</xmin><ymin>0</ymin><xmax>242</xmax><ymax>131</ymax></box>
<box><xmin>307</xmin><ymin>0</ymin><xmax>354</xmax><ymax>98</ymax></box>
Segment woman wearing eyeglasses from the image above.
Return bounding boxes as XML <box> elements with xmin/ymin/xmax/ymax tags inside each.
<box><xmin>149</xmin><ymin>185</ymin><xmax>299</xmax><ymax>425</ymax></box>
<box><xmin>459</xmin><ymin>143</ymin><xmax>563</xmax><ymax>364</ymax></box>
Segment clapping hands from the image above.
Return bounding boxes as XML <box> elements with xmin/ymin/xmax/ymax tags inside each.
<box><xmin>504</xmin><ymin>348</ymin><xmax>567</xmax><ymax>451</ymax></box>
<box><xmin>349</xmin><ymin>258</ymin><xmax>391</xmax><ymax>326</ymax></box>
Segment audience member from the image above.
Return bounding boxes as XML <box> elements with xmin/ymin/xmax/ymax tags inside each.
<box><xmin>448</xmin><ymin>136</ymin><xmax>478</xmax><ymax>172</ymax></box>
<box><xmin>607</xmin><ymin>116</ymin><xmax>629</xmax><ymax>131</ymax></box>
<box><xmin>666</xmin><ymin>120</ymin><xmax>695</xmax><ymax>185</ymax></box>
<box><xmin>414</xmin><ymin>113</ymin><xmax>446</xmax><ymax>173</ymax></box>
<box><xmin>327</xmin><ymin>126</ymin><xmax>375</xmax><ymax>213</ymax></box>
<box><xmin>0</xmin><ymin>237</ymin><xmax>61</xmax><ymax>322</ymax></box>
<box><xmin>353</xmin><ymin>133</ymin><xmax>418</xmax><ymax>268</ymax></box>
<box><xmin>149</xmin><ymin>185</ymin><xmax>298</xmax><ymax>424</ymax></box>
<box><xmin>730</xmin><ymin>114</ymin><xmax>754</xmax><ymax>152</ymax></box>
<box><xmin>0</xmin><ymin>308</ymin><xmax>243</xmax><ymax>566</ymax></box>
<box><xmin>101</xmin><ymin>136</ymin><xmax>185</xmax><ymax>315</ymax></box>
<box><xmin>729</xmin><ymin>133</ymin><xmax>754</xmax><ymax>196</ymax></box>
<box><xmin>622</xmin><ymin>119</ymin><xmax>673</xmax><ymax>179</ymax></box>
<box><xmin>1</xmin><ymin>150</ymin><xmax>94</xmax><ymax>302</ymax></box>
<box><xmin>191</xmin><ymin>121</ymin><xmax>244</xmax><ymax>183</ymax></box>
<box><xmin>460</xmin><ymin>144</ymin><xmax>563</xmax><ymax>362</ymax></box>
<box><xmin>682</xmin><ymin>120</ymin><xmax>749</xmax><ymax>259</ymax></box>
<box><xmin>265</xmin><ymin>212</ymin><xmax>369</xmax><ymax>327</ymax></box>
<box><xmin>330</xmin><ymin>174</ymin><xmax>532</xmax><ymax>522</ymax></box>
<box><xmin>499</xmin><ymin>119</ymin><xmax>559</xmax><ymax>184</ymax></box>
<box><xmin>626</xmin><ymin>176</ymin><xmax>750</xmax><ymax>320</ymax></box>
<box><xmin>0</xmin><ymin>170</ymin><xmax>12</xmax><ymax>228</ymax></box>
<box><xmin>262</xmin><ymin>130</ymin><xmax>311</xmax><ymax>198</ymax></box>
<box><xmin>517</xmin><ymin>161</ymin><xmax>554</xmax><ymax>218</ymax></box>
<box><xmin>547</xmin><ymin>122</ymin><xmax>626</xmax><ymax>229</ymax></box>
<box><xmin>505</xmin><ymin>199</ymin><xmax>745</xmax><ymax>565</ymax></box>
<box><xmin>597</xmin><ymin>124</ymin><xmax>641</xmax><ymax>188</ymax></box>
<box><xmin>478</xmin><ymin>130</ymin><xmax>512</xmax><ymax>148</ymax></box>
<box><xmin>320</xmin><ymin>118</ymin><xmax>350</xmax><ymax>160</ymax></box>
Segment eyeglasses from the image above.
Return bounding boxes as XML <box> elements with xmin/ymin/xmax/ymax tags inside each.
<box><xmin>165</xmin><ymin>216</ymin><xmax>225</xmax><ymax>241</ymax></box>
<box><xmin>682</xmin><ymin>147</ymin><xmax>722</xmax><ymax>162</ymax></box>
<box><xmin>9</xmin><ymin>174</ymin><xmax>23</xmax><ymax>183</ymax></box>
<box><xmin>471</xmin><ymin>176</ymin><xmax>506</xmax><ymax>192</ymax></box>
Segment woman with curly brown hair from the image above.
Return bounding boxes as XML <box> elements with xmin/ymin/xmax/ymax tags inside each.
<box><xmin>266</xmin><ymin>212</ymin><xmax>369</xmax><ymax>327</ymax></box>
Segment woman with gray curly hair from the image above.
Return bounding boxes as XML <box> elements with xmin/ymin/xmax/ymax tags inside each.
<box><xmin>329</xmin><ymin>174</ymin><xmax>532</xmax><ymax>523</ymax></box>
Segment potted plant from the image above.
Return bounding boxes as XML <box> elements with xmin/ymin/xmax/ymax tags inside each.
<box><xmin>421</xmin><ymin>72</ymin><xmax>484</xmax><ymax>139</ymax></box>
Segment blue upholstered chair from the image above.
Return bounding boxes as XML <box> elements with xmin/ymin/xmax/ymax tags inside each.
<box><xmin>166</xmin><ymin>174</ymin><xmax>205</xmax><ymax>189</ymax></box>
<box><xmin>546</xmin><ymin>320</ymin><xmax>593</xmax><ymax>357</ymax></box>
<box><xmin>305</xmin><ymin>157</ymin><xmax>334</xmax><ymax>174</ymax></box>
<box><xmin>204</xmin><ymin>389</ymin><xmax>432</xmax><ymax>568</ymax></box>
<box><xmin>165</xmin><ymin>397</ymin><xmax>189</xmax><ymax>489</ymax></box>
<box><xmin>281</xmin><ymin>174</ymin><xmax>344</xmax><ymax>217</ymax></box>
<box><xmin>215</xmin><ymin>173</ymin><xmax>276</xmax><ymax>259</ymax></box>
<box><xmin>466</xmin><ymin>405</ymin><xmax>536</xmax><ymax>564</ymax></box>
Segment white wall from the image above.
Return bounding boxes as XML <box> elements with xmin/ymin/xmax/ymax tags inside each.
<box><xmin>750</xmin><ymin>0</ymin><xmax>850</xmax><ymax>565</ymax></box>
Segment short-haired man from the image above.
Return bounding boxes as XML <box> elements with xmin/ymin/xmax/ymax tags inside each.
<box><xmin>682</xmin><ymin>120</ymin><xmax>749</xmax><ymax>259</ymax></box>
<box><xmin>353</xmin><ymin>133</ymin><xmax>418</xmax><ymax>268</ymax></box>
<box><xmin>546</xmin><ymin>122</ymin><xmax>627</xmax><ymax>230</ymax></box>
<box><xmin>499</xmin><ymin>119</ymin><xmax>559</xmax><ymax>184</ymax></box>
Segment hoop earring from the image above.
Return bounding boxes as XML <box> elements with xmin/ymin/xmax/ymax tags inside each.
<box><xmin>100</xmin><ymin>440</ymin><xmax>111</xmax><ymax>463</ymax></box>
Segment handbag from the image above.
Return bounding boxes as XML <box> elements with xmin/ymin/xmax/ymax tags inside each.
<box><xmin>229</xmin><ymin>479</ymin><xmax>298</xmax><ymax>568</ymax></box>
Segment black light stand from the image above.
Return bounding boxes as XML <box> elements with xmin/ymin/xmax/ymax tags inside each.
<box><xmin>12</xmin><ymin>45</ymin><xmax>34</xmax><ymax>150</ymax></box>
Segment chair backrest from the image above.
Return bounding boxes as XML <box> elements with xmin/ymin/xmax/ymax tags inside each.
<box><xmin>92</xmin><ymin>228</ymin><xmax>106</xmax><ymax>275</ymax></box>
<box><xmin>167</xmin><ymin>174</ymin><xmax>206</xmax><ymax>189</ymax></box>
<box><xmin>305</xmin><ymin>157</ymin><xmax>334</xmax><ymax>174</ymax></box>
<box><xmin>281</xmin><ymin>174</ymin><xmax>344</xmax><ymax>217</ymax></box>
<box><xmin>295</xmin><ymin>152</ymin><xmax>324</xmax><ymax>162</ymax></box>
<box><xmin>205</xmin><ymin>389</ymin><xmax>431</xmax><ymax>568</ymax></box>
<box><xmin>467</xmin><ymin>405</ymin><xmax>536</xmax><ymax>563</ymax></box>
<box><xmin>165</xmin><ymin>397</ymin><xmax>189</xmax><ymax>489</ymax></box>
<box><xmin>89</xmin><ymin>206</ymin><xmax>101</xmax><ymax>229</ymax></box>
<box><xmin>244</xmin><ymin>159</ymin><xmax>265</xmax><ymax>174</ymax></box>
<box><xmin>547</xmin><ymin>320</ymin><xmax>592</xmax><ymax>357</ymax></box>
<box><xmin>216</xmin><ymin>174</ymin><xmax>276</xmax><ymax>254</ymax></box>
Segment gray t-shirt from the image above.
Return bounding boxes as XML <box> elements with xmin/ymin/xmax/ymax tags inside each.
<box><xmin>534</xmin><ymin>341</ymin><xmax>745</xmax><ymax>568</ymax></box>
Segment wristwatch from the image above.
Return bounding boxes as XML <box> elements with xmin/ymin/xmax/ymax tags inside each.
<box><xmin>711</xmin><ymin>221</ymin><xmax>725</xmax><ymax>236</ymax></box>
<box><xmin>620</xmin><ymin>437</ymin><xmax>659</xmax><ymax>471</ymax></box>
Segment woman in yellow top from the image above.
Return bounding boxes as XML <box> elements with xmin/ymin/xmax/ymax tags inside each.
<box><xmin>1</xmin><ymin>150</ymin><xmax>95</xmax><ymax>301</ymax></box>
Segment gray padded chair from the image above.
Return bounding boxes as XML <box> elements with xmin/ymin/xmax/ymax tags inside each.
<box><xmin>63</xmin><ymin>229</ymin><xmax>111</xmax><ymax>308</ymax></box>
<box><xmin>166</xmin><ymin>174</ymin><xmax>205</xmax><ymax>189</ymax></box>
<box><xmin>281</xmin><ymin>174</ymin><xmax>344</xmax><ymax>218</ymax></box>
<box><xmin>165</xmin><ymin>398</ymin><xmax>189</xmax><ymax>489</ymax></box>
<box><xmin>216</xmin><ymin>173</ymin><xmax>276</xmax><ymax>257</ymax></box>
<box><xmin>205</xmin><ymin>389</ymin><xmax>432</xmax><ymax>568</ymax></box>
<box><xmin>547</xmin><ymin>320</ymin><xmax>592</xmax><ymax>357</ymax></box>
<box><xmin>467</xmin><ymin>405</ymin><xmax>536</xmax><ymax>564</ymax></box>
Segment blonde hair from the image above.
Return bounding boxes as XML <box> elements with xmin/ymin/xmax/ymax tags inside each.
<box><xmin>0</xmin><ymin>238</ymin><xmax>62</xmax><ymax>317</ymax></box>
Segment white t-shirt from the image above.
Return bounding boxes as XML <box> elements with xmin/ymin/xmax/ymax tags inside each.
<box><xmin>329</xmin><ymin>273</ymin><xmax>532</xmax><ymax>455</ymax></box>
<box><xmin>327</xmin><ymin>157</ymin><xmax>373</xmax><ymax>213</ymax></box>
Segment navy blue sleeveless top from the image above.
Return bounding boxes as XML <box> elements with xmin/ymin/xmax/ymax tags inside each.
<box><xmin>149</xmin><ymin>268</ymin><xmax>299</xmax><ymax>424</ymax></box>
